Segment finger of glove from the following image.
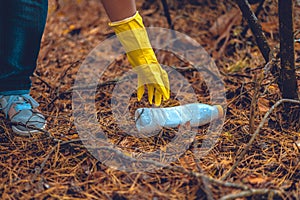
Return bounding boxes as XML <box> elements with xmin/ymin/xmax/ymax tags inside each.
<box><xmin>137</xmin><ymin>86</ymin><xmax>145</xmax><ymax>101</ymax></box>
<box><xmin>147</xmin><ymin>72</ymin><xmax>169</xmax><ymax>101</ymax></box>
<box><xmin>160</xmin><ymin>69</ymin><xmax>170</xmax><ymax>100</ymax></box>
<box><xmin>158</xmin><ymin>85</ymin><xmax>169</xmax><ymax>102</ymax></box>
<box><xmin>135</xmin><ymin>64</ymin><xmax>169</xmax><ymax>103</ymax></box>
<box><xmin>137</xmin><ymin>78</ymin><xmax>145</xmax><ymax>101</ymax></box>
<box><xmin>149</xmin><ymin>65</ymin><xmax>169</xmax><ymax>101</ymax></box>
<box><xmin>154</xmin><ymin>88</ymin><xmax>162</xmax><ymax>106</ymax></box>
<box><xmin>147</xmin><ymin>84</ymin><xmax>154</xmax><ymax>105</ymax></box>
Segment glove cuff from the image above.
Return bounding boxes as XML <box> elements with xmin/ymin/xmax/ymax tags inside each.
<box><xmin>109</xmin><ymin>11</ymin><xmax>139</xmax><ymax>27</ymax></box>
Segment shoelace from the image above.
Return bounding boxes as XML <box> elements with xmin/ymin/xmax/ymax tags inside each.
<box><xmin>0</xmin><ymin>94</ymin><xmax>39</xmax><ymax>118</ymax></box>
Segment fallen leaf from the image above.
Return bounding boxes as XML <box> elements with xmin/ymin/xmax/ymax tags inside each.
<box><xmin>209</xmin><ymin>8</ymin><xmax>242</xmax><ymax>37</ymax></box>
<box><xmin>210</xmin><ymin>8</ymin><xmax>242</xmax><ymax>58</ymax></box>
<box><xmin>247</xmin><ymin>176</ymin><xmax>268</xmax><ymax>184</ymax></box>
<box><xmin>261</xmin><ymin>21</ymin><xmax>278</xmax><ymax>33</ymax></box>
<box><xmin>258</xmin><ymin>98</ymin><xmax>270</xmax><ymax>113</ymax></box>
<box><xmin>296</xmin><ymin>140</ymin><xmax>300</xmax><ymax>148</ymax></box>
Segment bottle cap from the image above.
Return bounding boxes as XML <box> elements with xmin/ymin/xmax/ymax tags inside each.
<box><xmin>215</xmin><ymin>105</ymin><xmax>224</xmax><ymax>118</ymax></box>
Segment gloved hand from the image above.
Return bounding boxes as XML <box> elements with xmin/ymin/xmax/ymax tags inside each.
<box><xmin>109</xmin><ymin>11</ymin><xmax>170</xmax><ymax>106</ymax></box>
<box><xmin>133</xmin><ymin>63</ymin><xmax>169</xmax><ymax>106</ymax></box>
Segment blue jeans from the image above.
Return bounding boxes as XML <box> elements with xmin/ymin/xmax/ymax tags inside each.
<box><xmin>0</xmin><ymin>0</ymin><xmax>48</xmax><ymax>95</ymax></box>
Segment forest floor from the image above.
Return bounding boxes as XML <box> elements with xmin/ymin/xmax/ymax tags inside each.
<box><xmin>0</xmin><ymin>0</ymin><xmax>300</xmax><ymax>199</ymax></box>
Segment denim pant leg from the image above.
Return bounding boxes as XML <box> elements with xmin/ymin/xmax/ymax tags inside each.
<box><xmin>0</xmin><ymin>0</ymin><xmax>48</xmax><ymax>95</ymax></box>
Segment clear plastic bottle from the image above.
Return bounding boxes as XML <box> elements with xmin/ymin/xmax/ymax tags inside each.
<box><xmin>135</xmin><ymin>103</ymin><xmax>224</xmax><ymax>133</ymax></box>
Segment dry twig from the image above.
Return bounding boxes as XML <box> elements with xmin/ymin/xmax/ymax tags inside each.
<box><xmin>222</xmin><ymin>98</ymin><xmax>300</xmax><ymax>180</ymax></box>
<box><xmin>220</xmin><ymin>188</ymin><xmax>278</xmax><ymax>200</ymax></box>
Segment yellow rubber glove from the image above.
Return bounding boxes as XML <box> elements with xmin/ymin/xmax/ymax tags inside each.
<box><xmin>109</xmin><ymin>12</ymin><xmax>170</xmax><ymax>106</ymax></box>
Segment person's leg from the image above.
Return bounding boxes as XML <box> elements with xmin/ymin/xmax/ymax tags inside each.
<box><xmin>0</xmin><ymin>0</ymin><xmax>48</xmax><ymax>95</ymax></box>
<box><xmin>101</xmin><ymin>0</ymin><xmax>136</xmax><ymax>22</ymax></box>
<box><xmin>0</xmin><ymin>0</ymin><xmax>48</xmax><ymax>135</ymax></box>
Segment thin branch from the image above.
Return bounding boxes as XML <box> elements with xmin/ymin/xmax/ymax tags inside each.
<box><xmin>161</xmin><ymin>0</ymin><xmax>174</xmax><ymax>29</ymax></box>
<box><xmin>46</xmin><ymin>76</ymin><xmax>130</xmax><ymax>108</ymax></box>
<box><xmin>235</xmin><ymin>0</ymin><xmax>271</xmax><ymax>62</ymax></box>
<box><xmin>33</xmin><ymin>73</ymin><xmax>54</xmax><ymax>90</ymax></box>
<box><xmin>241</xmin><ymin>0</ymin><xmax>265</xmax><ymax>37</ymax></box>
<box><xmin>221</xmin><ymin>98</ymin><xmax>300</xmax><ymax>180</ymax></box>
<box><xmin>249</xmin><ymin>73</ymin><xmax>263</xmax><ymax>133</ymax></box>
<box><xmin>220</xmin><ymin>188</ymin><xmax>279</xmax><ymax>200</ymax></box>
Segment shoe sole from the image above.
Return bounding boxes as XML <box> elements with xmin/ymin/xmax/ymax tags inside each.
<box><xmin>12</xmin><ymin>123</ymin><xmax>47</xmax><ymax>136</ymax></box>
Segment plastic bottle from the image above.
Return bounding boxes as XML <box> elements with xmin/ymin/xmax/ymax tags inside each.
<box><xmin>135</xmin><ymin>103</ymin><xmax>224</xmax><ymax>133</ymax></box>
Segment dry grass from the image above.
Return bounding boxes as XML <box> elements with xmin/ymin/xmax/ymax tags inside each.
<box><xmin>0</xmin><ymin>0</ymin><xmax>299</xmax><ymax>199</ymax></box>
